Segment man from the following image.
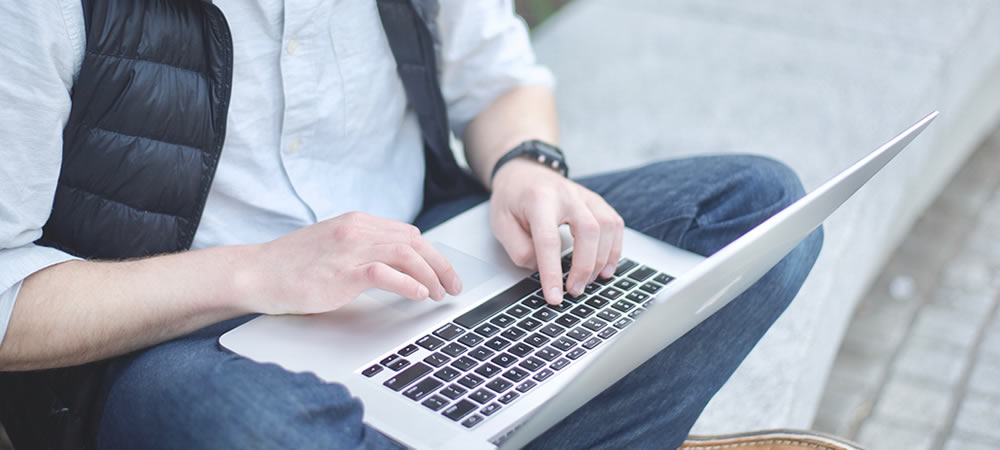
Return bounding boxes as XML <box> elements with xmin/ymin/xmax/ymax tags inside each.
<box><xmin>0</xmin><ymin>0</ymin><xmax>821</xmax><ymax>448</ymax></box>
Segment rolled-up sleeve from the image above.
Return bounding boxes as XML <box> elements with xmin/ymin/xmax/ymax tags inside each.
<box><xmin>0</xmin><ymin>0</ymin><xmax>84</xmax><ymax>347</ymax></box>
<box><xmin>438</xmin><ymin>0</ymin><xmax>555</xmax><ymax>138</ymax></box>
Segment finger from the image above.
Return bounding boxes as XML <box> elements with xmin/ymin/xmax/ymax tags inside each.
<box><xmin>492</xmin><ymin>210</ymin><xmax>538</xmax><ymax>270</ymax></box>
<box><xmin>528</xmin><ymin>205</ymin><xmax>565</xmax><ymax>305</ymax></box>
<box><xmin>588</xmin><ymin>196</ymin><xmax>623</xmax><ymax>280</ymax></box>
<box><xmin>358</xmin><ymin>262</ymin><xmax>430</xmax><ymax>301</ymax></box>
<box><xmin>375</xmin><ymin>243</ymin><xmax>448</xmax><ymax>301</ymax></box>
<box><xmin>605</xmin><ymin>210</ymin><xmax>625</xmax><ymax>279</ymax></box>
<box><xmin>566</xmin><ymin>210</ymin><xmax>601</xmax><ymax>296</ymax></box>
<box><xmin>408</xmin><ymin>235</ymin><xmax>463</xmax><ymax>296</ymax></box>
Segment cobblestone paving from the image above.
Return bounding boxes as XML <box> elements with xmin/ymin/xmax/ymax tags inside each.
<box><xmin>813</xmin><ymin>126</ymin><xmax>1000</xmax><ymax>450</ymax></box>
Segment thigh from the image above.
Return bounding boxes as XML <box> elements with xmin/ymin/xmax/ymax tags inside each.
<box><xmin>96</xmin><ymin>317</ymin><xmax>403</xmax><ymax>450</ymax></box>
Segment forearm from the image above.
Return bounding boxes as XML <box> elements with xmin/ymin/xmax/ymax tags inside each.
<box><xmin>0</xmin><ymin>245</ymin><xmax>254</xmax><ymax>371</ymax></box>
<box><xmin>463</xmin><ymin>85</ymin><xmax>559</xmax><ymax>189</ymax></box>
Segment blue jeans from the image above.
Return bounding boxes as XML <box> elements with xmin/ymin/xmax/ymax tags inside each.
<box><xmin>95</xmin><ymin>155</ymin><xmax>822</xmax><ymax>449</ymax></box>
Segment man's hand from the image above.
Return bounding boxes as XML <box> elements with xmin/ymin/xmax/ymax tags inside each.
<box><xmin>242</xmin><ymin>212</ymin><xmax>462</xmax><ymax>315</ymax></box>
<box><xmin>490</xmin><ymin>159</ymin><xmax>624</xmax><ymax>305</ymax></box>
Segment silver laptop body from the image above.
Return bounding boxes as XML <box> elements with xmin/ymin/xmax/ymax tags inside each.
<box><xmin>220</xmin><ymin>112</ymin><xmax>938</xmax><ymax>449</ymax></box>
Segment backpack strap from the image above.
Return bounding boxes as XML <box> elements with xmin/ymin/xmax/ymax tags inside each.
<box><xmin>375</xmin><ymin>0</ymin><xmax>486</xmax><ymax>207</ymax></box>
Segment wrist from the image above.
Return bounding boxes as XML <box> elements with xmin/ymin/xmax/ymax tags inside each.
<box><xmin>489</xmin><ymin>140</ymin><xmax>568</xmax><ymax>190</ymax></box>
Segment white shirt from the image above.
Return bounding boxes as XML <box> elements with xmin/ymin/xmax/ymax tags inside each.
<box><xmin>0</xmin><ymin>0</ymin><xmax>553</xmax><ymax>347</ymax></box>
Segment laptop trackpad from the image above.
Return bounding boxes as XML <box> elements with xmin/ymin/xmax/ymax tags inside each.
<box><xmin>362</xmin><ymin>242</ymin><xmax>497</xmax><ymax>311</ymax></box>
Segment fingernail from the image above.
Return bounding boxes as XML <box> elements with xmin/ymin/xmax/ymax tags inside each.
<box><xmin>547</xmin><ymin>287</ymin><xmax>561</xmax><ymax>303</ymax></box>
<box><xmin>603</xmin><ymin>264</ymin><xmax>615</xmax><ymax>277</ymax></box>
<box><xmin>416</xmin><ymin>285</ymin><xmax>429</xmax><ymax>299</ymax></box>
<box><xmin>451</xmin><ymin>278</ymin><xmax>462</xmax><ymax>294</ymax></box>
<box><xmin>571</xmin><ymin>282</ymin><xmax>584</xmax><ymax>296</ymax></box>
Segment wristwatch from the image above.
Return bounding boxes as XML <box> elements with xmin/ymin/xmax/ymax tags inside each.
<box><xmin>490</xmin><ymin>140</ymin><xmax>569</xmax><ymax>183</ymax></box>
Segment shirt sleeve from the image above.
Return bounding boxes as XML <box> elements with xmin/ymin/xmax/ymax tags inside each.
<box><xmin>437</xmin><ymin>0</ymin><xmax>556</xmax><ymax>138</ymax></box>
<box><xmin>0</xmin><ymin>0</ymin><xmax>84</xmax><ymax>347</ymax></box>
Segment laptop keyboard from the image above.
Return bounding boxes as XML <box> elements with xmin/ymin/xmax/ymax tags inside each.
<box><xmin>358</xmin><ymin>255</ymin><xmax>674</xmax><ymax>429</ymax></box>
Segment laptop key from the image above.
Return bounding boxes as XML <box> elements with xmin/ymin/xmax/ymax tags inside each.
<box><xmin>582</xmin><ymin>318</ymin><xmax>607</xmax><ymax>332</ymax></box>
<box><xmin>625</xmin><ymin>291</ymin><xmax>648</xmax><ymax>304</ymax></box>
<box><xmin>613</xmin><ymin>318</ymin><xmax>633</xmax><ymax>329</ymax></box>
<box><xmin>503</xmin><ymin>367</ymin><xmax>530</xmax><ymax>382</ymax></box>
<box><xmin>489</xmin><ymin>314</ymin><xmax>515</xmax><ymax>328</ymax></box>
<box><xmin>597</xmin><ymin>309</ymin><xmax>620</xmax><ymax>322</ymax></box>
<box><xmin>423</xmin><ymin>352</ymin><xmax>450</xmax><ymax>368</ymax></box>
<box><xmin>469</xmin><ymin>388</ymin><xmax>496</xmax><ymax>404</ymax></box>
<box><xmin>486</xmin><ymin>378</ymin><xmax>513</xmax><ymax>393</ymax></box>
<box><xmin>440</xmin><ymin>343</ymin><xmax>468</xmax><ymax>357</ymax></box>
<box><xmin>535</xmin><ymin>347</ymin><xmax>561</xmax><ymax>362</ymax></box>
<box><xmin>613</xmin><ymin>279</ymin><xmax>637</xmax><ymax>291</ymax></box>
<box><xmin>599</xmin><ymin>287</ymin><xmax>623</xmax><ymax>300</ymax></box>
<box><xmin>584</xmin><ymin>283</ymin><xmax>600</xmax><ymax>295</ymax></box>
<box><xmin>517</xmin><ymin>317</ymin><xmax>542</xmax><ymax>332</ymax></box>
<box><xmin>362</xmin><ymin>365</ymin><xmax>383</xmax><ymax>377</ymax></box>
<box><xmin>640</xmin><ymin>282</ymin><xmax>662</xmax><ymax>294</ymax></box>
<box><xmin>582</xmin><ymin>337</ymin><xmax>603</xmax><ymax>349</ymax></box>
<box><xmin>470</xmin><ymin>346</ymin><xmax>495</xmax><ymax>361</ymax></box>
<box><xmin>451</xmin><ymin>356</ymin><xmax>478</xmax><ymax>371</ymax></box>
<box><xmin>386</xmin><ymin>358</ymin><xmax>410</xmax><ymax>371</ymax></box>
<box><xmin>474</xmin><ymin>323</ymin><xmax>501</xmax><ymax>338</ymax></box>
<box><xmin>474</xmin><ymin>363</ymin><xmax>501</xmax><ymax>378</ymax></box>
<box><xmin>521</xmin><ymin>296</ymin><xmax>546</xmax><ymax>309</ymax></box>
<box><xmin>457</xmin><ymin>333</ymin><xmax>484</xmax><ymax>347</ymax></box>
<box><xmin>654</xmin><ymin>273</ymin><xmax>673</xmax><ymax>285</ymax></box>
<box><xmin>461</xmin><ymin>414</ymin><xmax>484</xmax><ymax>428</ymax></box>
<box><xmin>552</xmin><ymin>337</ymin><xmax>576</xmax><ymax>351</ymax></box>
<box><xmin>501</xmin><ymin>327</ymin><xmax>527</xmax><ymax>341</ymax></box>
<box><xmin>398</xmin><ymin>344</ymin><xmax>419</xmax><ymax>356</ymax></box>
<box><xmin>484</xmin><ymin>337</ymin><xmax>511</xmax><ymax>352</ymax></box>
<box><xmin>598</xmin><ymin>327</ymin><xmax>618</xmax><ymax>339</ymax></box>
<box><xmin>380</xmin><ymin>354</ymin><xmax>401</xmax><ymax>366</ymax></box>
<box><xmin>403</xmin><ymin>377</ymin><xmax>443</xmax><ymax>401</ymax></box>
<box><xmin>516</xmin><ymin>380</ymin><xmax>537</xmax><ymax>393</ymax></box>
<box><xmin>540</xmin><ymin>324</ymin><xmax>566</xmax><ymax>338</ymax></box>
<box><xmin>434</xmin><ymin>367</ymin><xmax>461</xmax><ymax>382</ymax></box>
<box><xmin>519</xmin><ymin>356</ymin><xmax>545</xmax><ymax>372</ymax></box>
<box><xmin>615</xmin><ymin>259</ymin><xmax>638</xmax><ymax>276</ymax></box>
<box><xmin>508</xmin><ymin>343</ymin><xmax>534</xmax><ymax>357</ymax></box>
<box><xmin>585</xmin><ymin>296</ymin><xmax>609</xmax><ymax>309</ymax></box>
<box><xmin>491</xmin><ymin>353</ymin><xmax>517</xmax><ymax>368</ymax></box>
<box><xmin>550</xmin><ymin>358</ymin><xmax>570</xmax><ymax>371</ymax></box>
<box><xmin>383</xmin><ymin>362</ymin><xmax>432</xmax><ymax>391</ymax></box>
<box><xmin>629</xmin><ymin>308</ymin><xmax>646</xmax><ymax>319</ymax></box>
<box><xmin>443</xmin><ymin>399</ymin><xmax>477</xmax><ymax>421</ymax></box>
<box><xmin>421</xmin><ymin>395</ymin><xmax>449</xmax><ymax>412</ymax></box>
<box><xmin>525</xmin><ymin>333</ymin><xmax>550</xmax><ymax>348</ymax></box>
<box><xmin>457</xmin><ymin>374</ymin><xmax>484</xmax><ymax>389</ymax></box>
<box><xmin>498</xmin><ymin>391</ymin><xmax>519</xmax><ymax>404</ymax></box>
<box><xmin>506</xmin><ymin>304</ymin><xmax>531</xmax><ymax>318</ymax></box>
<box><xmin>547</xmin><ymin>301</ymin><xmax>572</xmax><ymax>312</ymax></box>
<box><xmin>566</xmin><ymin>347</ymin><xmax>586</xmax><ymax>360</ymax></box>
<box><xmin>611</xmin><ymin>300</ymin><xmax>635</xmax><ymax>312</ymax></box>
<box><xmin>567</xmin><ymin>327</ymin><xmax>592</xmax><ymax>341</ymax></box>
<box><xmin>531</xmin><ymin>308</ymin><xmax>556</xmax><ymax>322</ymax></box>
<box><xmin>480</xmin><ymin>402</ymin><xmax>502</xmax><ymax>416</ymax></box>
<box><xmin>533</xmin><ymin>369</ymin><xmax>554</xmax><ymax>382</ymax></box>
<box><xmin>563</xmin><ymin>292</ymin><xmax>587</xmax><ymax>304</ymax></box>
<box><xmin>555</xmin><ymin>314</ymin><xmax>580</xmax><ymax>328</ymax></box>
<box><xmin>441</xmin><ymin>384</ymin><xmax>466</xmax><ymax>400</ymax></box>
<box><xmin>433</xmin><ymin>323</ymin><xmax>465</xmax><ymax>341</ymax></box>
<box><xmin>570</xmin><ymin>305</ymin><xmax>595</xmax><ymax>319</ymax></box>
<box><xmin>628</xmin><ymin>266</ymin><xmax>656</xmax><ymax>282</ymax></box>
<box><xmin>416</xmin><ymin>335</ymin><xmax>445</xmax><ymax>351</ymax></box>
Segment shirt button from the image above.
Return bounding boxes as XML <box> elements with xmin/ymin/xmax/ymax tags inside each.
<box><xmin>287</xmin><ymin>39</ymin><xmax>299</xmax><ymax>55</ymax></box>
<box><xmin>287</xmin><ymin>139</ymin><xmax>302</xmax><ymax>154</ymax></box>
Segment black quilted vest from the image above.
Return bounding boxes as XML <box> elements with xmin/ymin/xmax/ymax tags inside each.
<box><xmin>1</xmin><ymin>0</ymin><xmax>482</xmax><ymax>448</ymax></box>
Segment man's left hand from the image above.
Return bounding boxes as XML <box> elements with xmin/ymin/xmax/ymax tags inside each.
<box><xmin>489</xmin><ymin>159</ymin><xmax>624</xmax><ymax>305</ymax></box>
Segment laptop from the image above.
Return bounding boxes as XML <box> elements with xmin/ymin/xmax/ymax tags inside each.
<box><xmin>220</xmin><ymin>111</ymin><xmax>938</xmax><ymax>449</ymax></box>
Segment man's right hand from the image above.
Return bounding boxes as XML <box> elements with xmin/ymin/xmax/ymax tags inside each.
<box><xmin>240</xmin><ymin>211</ymin><xmax>463</xmax><ymax>315</ymax></box>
